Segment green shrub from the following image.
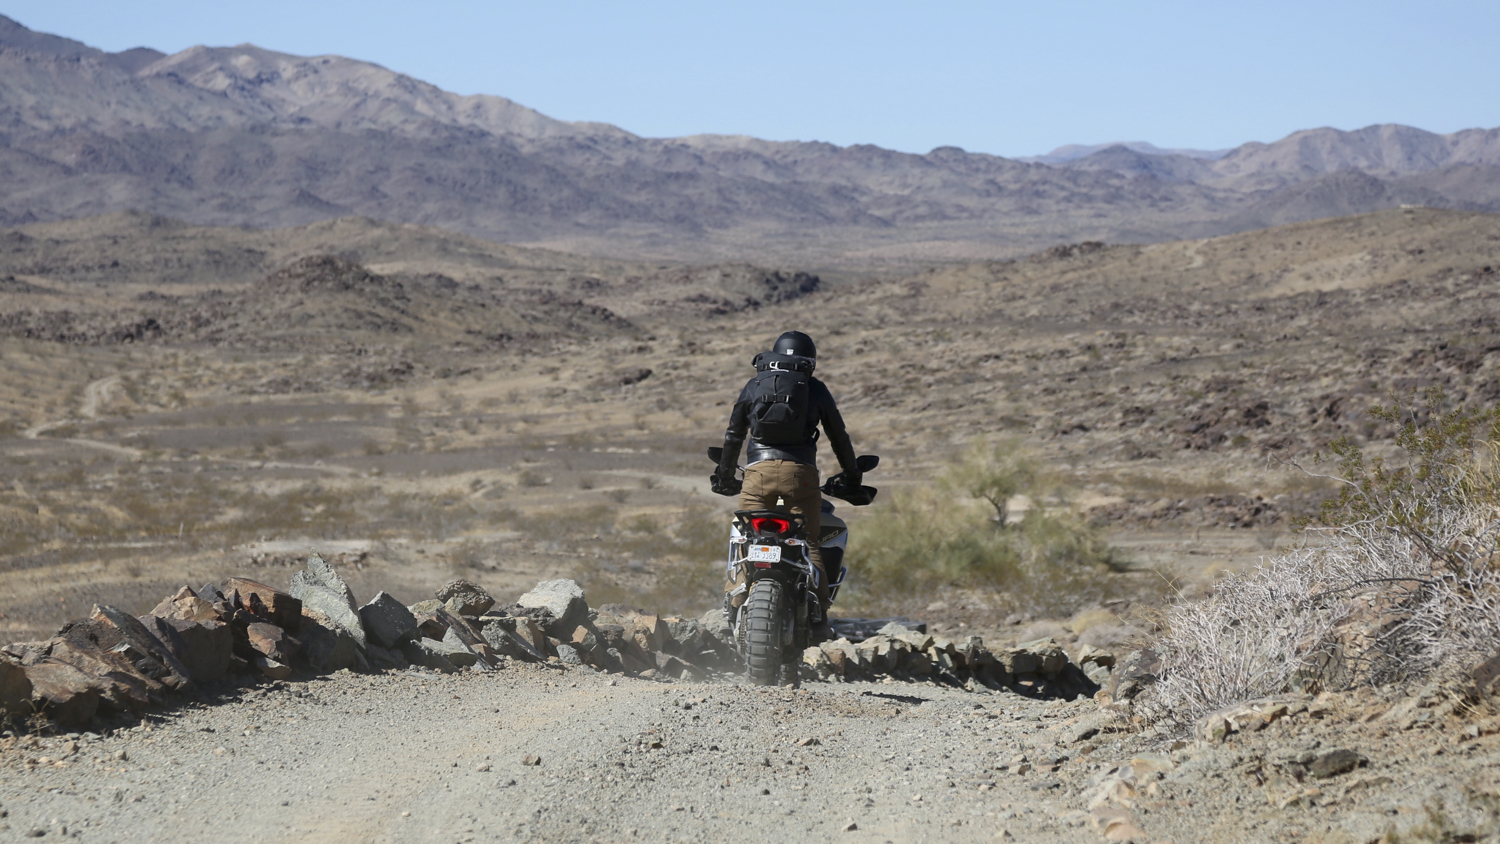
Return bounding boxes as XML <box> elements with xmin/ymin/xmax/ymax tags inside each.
<box><xmin>843</xmin><ymin>438</ymin><xmax>1120</xmax><ymax>615</ymax></box>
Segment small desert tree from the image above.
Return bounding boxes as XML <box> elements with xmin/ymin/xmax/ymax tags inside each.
<box><xmin>938</xmin><ymin>436</ymin><xmax>1046</xmax><ymax>526</ymax></box>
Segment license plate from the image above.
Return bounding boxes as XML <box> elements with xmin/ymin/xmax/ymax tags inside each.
<box><xmin>747</xmin><ymin>545</ymin><xmax>782</xmax><ymax>563</ymax></box>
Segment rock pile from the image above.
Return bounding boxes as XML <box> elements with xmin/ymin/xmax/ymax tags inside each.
<box><xmin>804</xmin><ymin>623</ymin><xmax>1097</xmax><ymax>697</ymax></box>
<box><xmin>0</xmin><ymin>554</ymin><xmax>1109</xmax><ymax>728</ymax></box>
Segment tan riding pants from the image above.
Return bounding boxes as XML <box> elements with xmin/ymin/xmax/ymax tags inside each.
<box><xmin>725</xmin><ymin>459</ymin><xmax>827</xmax><ymax>609</ymax></box>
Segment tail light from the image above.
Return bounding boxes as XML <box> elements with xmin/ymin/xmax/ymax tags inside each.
<box><xmin>750</xmin><ymin>516</ymin><xmax>792</xmax><ymax>535</ymax></box>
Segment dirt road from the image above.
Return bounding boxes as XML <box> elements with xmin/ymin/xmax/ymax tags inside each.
<box><xmin>1</xmin><ymin>666</ymin><xmax>1094</xmax><ymax>843</ymax></box>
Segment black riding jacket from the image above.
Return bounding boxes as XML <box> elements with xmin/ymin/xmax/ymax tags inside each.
<box><xmin>718</xmin><ymin>372</ymin><xmax>859</xmax><ymax>479</ymax></box>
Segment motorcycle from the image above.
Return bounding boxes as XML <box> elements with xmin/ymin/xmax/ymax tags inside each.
<box><xmin>706</xmin><ymin>448</ymin><xmax>879</xmax><ymax>686</ymax></box>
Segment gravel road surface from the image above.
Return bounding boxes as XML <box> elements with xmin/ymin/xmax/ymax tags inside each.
<box><xmin>1</xmin><ymin>664</ymin><xmax>1096</xmax><ymax>843</ymax></box>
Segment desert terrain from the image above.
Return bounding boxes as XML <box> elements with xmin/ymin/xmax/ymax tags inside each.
<box><xmin>1</xmin><ymin>205</ymin><xmax>1499</xmax><ymax>640</ymax></box>
<box><xmin>1</xmin><ymin>205</ymin><xmax>1499</xmax><ymax>842</ymax></box>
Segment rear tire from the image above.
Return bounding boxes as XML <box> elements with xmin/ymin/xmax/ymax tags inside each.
<box><xmin>743</xmin><ymin>580</ymin><xmax>784</xmax><ymax>686</ymax></box>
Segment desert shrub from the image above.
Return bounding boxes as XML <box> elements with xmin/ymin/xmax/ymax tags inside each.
<box><xmin>573</xmin><ymin>506</ymin><xmax>726</xmax><ymax>615</ymax></box>
<box><xmin>842</xmin><ymin>438</ymin><xmax>1120</xmax><ymax>615</ymax></box>
<box><xmin>1139</xmin><ymin>393</ymin><xmax>1500</xmax><ymax>729</ymax></box>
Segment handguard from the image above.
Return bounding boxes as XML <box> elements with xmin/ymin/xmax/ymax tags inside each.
<box><xmin>709</xmin><ymin>472</ymin><xmax>743</xmax><ymax>497</ymax></box>
<box><xmin>821</xmin><ymin>471</ymin><xmax>877</xmax><ymax>506</ymax></box>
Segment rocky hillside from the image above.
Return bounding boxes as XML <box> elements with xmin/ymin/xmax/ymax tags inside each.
<box><xmin>3</xmin><ymin>15</ymin><xmax>1500</xmax><ymax>264</ymax></box>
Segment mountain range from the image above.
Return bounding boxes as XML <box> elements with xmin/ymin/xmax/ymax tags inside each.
<box><xmin>4</xmin><ymin>13</ymin><xmax>1500</xmax><ymax>264</ymax></box>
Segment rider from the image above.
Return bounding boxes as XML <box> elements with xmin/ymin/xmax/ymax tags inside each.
<box><xmin>711</xmin><ymin>330</ymin><xmax>862</xmax><ymax>639</ymax></box>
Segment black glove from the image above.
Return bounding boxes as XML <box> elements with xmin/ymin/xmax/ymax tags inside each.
<box><xmin>709</xmin><ymin>471</ymin><xmax>742</xmax><ymax>497</ymax></box>
<box><xmin>845</xmin><ymin>471</ymin><xmax>862</xmax><ymax>490</ymax></box>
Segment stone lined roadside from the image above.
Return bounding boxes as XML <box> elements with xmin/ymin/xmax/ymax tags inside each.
<box><xmin>1</xmin><ymin>554</ymin><xmax>1107</xmax><ymax>730</ymax></box>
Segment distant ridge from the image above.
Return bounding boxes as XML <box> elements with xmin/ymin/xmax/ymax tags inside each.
<box><xmin>2</xmin><ymin>13</ymin><xmax>1499</xmax><ymax>263</ymax></box>
<box><xmin>1024</xmin><ymin>141</ymin><xmax>1232</xmax><ymax>164</ymax></box>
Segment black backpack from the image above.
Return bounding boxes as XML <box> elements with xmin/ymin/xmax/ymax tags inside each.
<box><xmin>747</xmin><ymin>353</ymin><xmax>814</xmax><ymax>445</ymax></box>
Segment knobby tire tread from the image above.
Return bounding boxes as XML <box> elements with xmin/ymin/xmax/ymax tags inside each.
<box><xmin>743</xmin><ymin>580</ymin><xmax>784</xmax><ymax>686</ymax></box>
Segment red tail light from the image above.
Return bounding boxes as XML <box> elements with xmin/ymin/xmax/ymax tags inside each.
<box><xmin>751</xmin><ymin>516</ymin><xmax>792</xmax><ymax>535</ymax></box>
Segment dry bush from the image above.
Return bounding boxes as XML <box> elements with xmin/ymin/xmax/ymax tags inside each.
<box><xmin>1139</xmin><ymin>394</ymin><xmax>1500</xmax><ymax>729</ymax></box>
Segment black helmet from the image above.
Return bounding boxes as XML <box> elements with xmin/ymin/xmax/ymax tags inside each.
<box><xmin>771</xmin><ymin>331</ymin><xmax>816</xmax><ymax>359</ymax></box>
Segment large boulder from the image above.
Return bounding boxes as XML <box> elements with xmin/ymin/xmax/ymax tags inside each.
<box><xmin>289</xmin><ymin>555</ymin><xmax>367</xmax><ymax>650</ymax></box>
<box><xmin>517</xmin><ymin>580</ymin><xmax>588</xmax><ymax>634</ymax></box>
<box><xmin>359</xmin><ymin>592</ymin><xmax>418</xmax><ymax>649</ymax></box>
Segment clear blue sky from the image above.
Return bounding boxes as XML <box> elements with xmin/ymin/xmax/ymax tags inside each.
<box><xmin>6</xmin><ymin>0</ymin><xmax>1497</xmax><ymax>157</ymax></box>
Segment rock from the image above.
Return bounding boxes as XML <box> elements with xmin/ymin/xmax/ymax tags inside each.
<box><xmin>299</xmin><ymin>609</ymin><xmax>358</xmax><ymax>673</ymax></box>
<box><xmin>156</xmin><ymin>618</ymin><xmax>231</xmax><ymax>682</ymax></box>
<box><xmin>478</xmin><ymin>618</ymin><xmax>545</xmax><ymax>663</ymax></box>
<box><xmin>521</xmin><ymin>754</ymin><xmax>542</xmax><ymax>766</ymax></box>
<box><xmin>1014</xmin><ymin>638</ymin><xmax>1068</xmax><ymax>675</ymax></box>
<box><xmin>359</xmin><ymin>592</ymin><xmax>419</xmax><ymax>648</ymax></box>
<box><xmin>149</xmin><ymin>587</ymin><xmax>220</xmax><ymax>623</ymax></box>
<box><xmin>87</xmin><ymin>605</ymin><xmax>192</xmax><ymax>689</ymax></box>
<box><xmin>1109</xmin><ymin>649</ymin><xmax>1161</xmax><ymax>701</ymax></box>
<box><xmin>654</xmin><ymin>652</ymin><xmax>706</xmax><ymax>681</ymax></box>
<box><xmin>565</xmin><ymin>623</ymin><xmax>600</xmax><ymax>654</ymax></box>
<box><xmin>899</xmin><ymin>650</ymin><xmax>933</xmax><ymax>676</ymax></box>
<box><xmin>437</xmin><ymin>629</ymin><xmax>482</xmax><ymax>667</ymax></box>
<box><xmin>44</xmin><ymin>639</ymin><xmax>162</xmax><ymax>713</ymax></box>
<box><xmin>555</xmin><ymin>644</ymin><xmax>584</xmax><ymax>665</ymax></box>
<box><xmin>516</xmin><ymin>579</ymin><xmax>588</xmax><ymax>634</ymax></box>
<box><xmin>699</xmin><ymin>608</ymin><xmax>731</xmax><ymax>641</ymax></box>
<box><xmin>289</xmin><ymin>559</ymin><xmax>367</xmax><ymax>651</ymax></box>
<box><xmin>879</xmin><ymin>622</ymin><xmax>934</xmax><ymax>652</ymax></box>
<box><xmin>626</xmin><ymin>614</ymin><xmax>671</xmax><ymax>653</ymax></box>
<box><xmin>1</xmin><ymin>653</ymin><xmax>32</xmax><ymax>717</ymax></box>
<box><xmin>223</xmin><ymin>578</ymin><xmax>302</xmax><ymax>630</ymax></box>
<box><xmin>21</xmin><ymin>658</ymin><xmax>100</xmax><ymax>726</ymax></box>
<box><xmin>410</xmin><ymin>605</ymin><xmax>450</xmax><ymax>642</ymax></box>
<box><xmin>289</xmin><ymin>553</ymin><xmax>359</xmax><ymax>610</ymax></box>
<box><xmin>135</xmin><ymin>615</ymin><xmax>193</xmax><ymax>675</ymax></box>
<box><xmin>1195</xmin><ymin>696</ymin><xmax>1304</xmax><ymax>743</ymax></box>
<box><xmin>431</xmin><ymin>607</ymin><xmax>499</xmax><ymax>667</ymax></box>
<box><xmin>436</xmin><ymin>579</ymin><xmax>495</xmax><ymax>616</ymax></box>
<box><xmin>820</xmin><ymin>643</ymin><xmax>849</xmax><ymax>676</ymax></box>
<box><xmin>507</xmin><ymin>615</ymin><xmax>554</xmax><ymax>658</ymax></box>
<box><xmin>803</xmin><ymin>646</ymin><xmax>833</xmax><ymax>678</ymax></box>
<box><xmin>410</xmin><ymin>599</ymin><xmax>443</xmax><ymax>616</ymax></box>
<box><xmin>1308</xmin><ymin>748</ymin><xmax>1366</xmax><ymax>779</ymax></box>
<box><xmin>252</xmin><ymin>654</ymin><xmax>292</xmax><ymax>680</ymax></box>
<box><xmin>1076</xmin><ymin>644</ymin><xmax>1116</xmax><ymax>669</ymax></box>
<box><xmin>246</xmin><ymin>622</ymin><xmax>298</xmax><ymax>663</ymax></box>
<box><xmin>400</xmin><ymin>638</ymin><xmax>456</xmax><ymax>673</ymax></box>
<box><xmin>364</xmin><ymin>643</ymin><xmax>409</xmax><ymax>671</ymax></box>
